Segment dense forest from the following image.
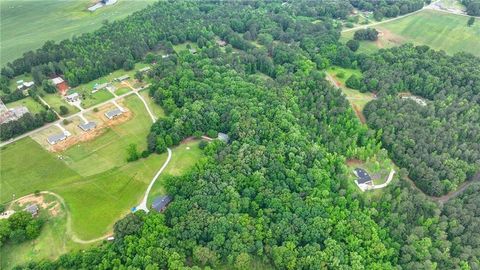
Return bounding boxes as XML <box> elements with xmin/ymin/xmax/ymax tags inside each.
<box><xmin>361</xmin><ymin>45</ymin><xmax>480</xmax><ymax>196</ymax></box>
<box><xmin>462</xmin><ymin>0</ymin><xmax>480</xmax><ymax>15</ymax></box>
<box><xmin>3</xmin><ymin>1</ymin><xmax>479</xmax><ymax>269</ymax></box>
<box><xmin>349</xmin><ymin>0</ymin><xmax>427</xmax><ymax>20</ymax></box>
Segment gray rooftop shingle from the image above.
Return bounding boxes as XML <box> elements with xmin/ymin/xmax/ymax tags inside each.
<box><xmin>78</xmin><ymin>121</ymin><xmax>96</xmax><ymax>131</ymax></box>
<box><xmin>104</xmin><ymin>108</ymin><xmax>123</xmax><ymax>119</ymax></box>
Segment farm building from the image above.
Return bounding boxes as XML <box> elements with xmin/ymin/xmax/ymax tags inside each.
<box><xmin>151</xmin><ymin>195</ymin><xmax>172</xmax><ymax>212</ymax></box>
<box><xmin>0</xmin><ymin>101</ymin><xmax>30</xmax><ymax>124</ymax></box>
<box><xmin>104</xmin><ymin>108</ymin><xmax>123</xmax><ymax>119</ymax></box>
<box><xmin>218</xmin><ymin>132</ymin><xmax>229</xmax><ymax>143</ymax></box>
<box><xmin>114</xmin><ymin>75</ymin><xmax>130</xmax><ymax>82</ymax></box>
<box><xmin>51</xmin><ymin>77</ymin><xmax>70</xmax><ymax>95</ymax></box>
<box><xmin>24</xmin><ymin>204</ymin><xmax>39</xmax><ymax>216</ymax></box>
<box><xmin>65</xmin><ymin>92</ymin><xmax>80</xmax><ymax>102</ymax></box>
<box><xmin>354</xmin><ymin>168</ymin><xmax>373</xmax><ymax>191</ymax></box>
<box><xmin>47</xmin><ymin>131</ymin><xmax>70</xmax><ymax>145</ymax></box>
<box><xmin>16</xmin><ymin>81</ymin><xmax>34</xmax><ymax>91</ymax></box>
<box><xmin>78</xmin><ymin>121</ymin><xmax>97</xmax><ymax>131</ymax></box>
<box><xmin>93</xmin><ymin>83</ymin><xmax>109</xmax><ymax>92</ymax></box>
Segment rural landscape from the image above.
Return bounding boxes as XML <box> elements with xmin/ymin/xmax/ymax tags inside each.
<box><xmin>0</xmin><ymin>0</ymin><xmax>479</xmax><ymax>269</ymax></box>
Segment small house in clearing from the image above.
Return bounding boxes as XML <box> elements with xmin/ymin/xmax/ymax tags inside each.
<box><xmin>104</xmin><ymin>108</ymin><xmax>123</xmax><ymax>119</ymax></box>
<box><xmin>218</xmin><ymin>132</ymin><xmax>229</xmax><ymax>143</ymax></box>
<box><xmin>216</xmin><ymin>40</ymin><xmax>227</xmax><ymax>47</ymax></box>
<box><xmin>139</xmin><ymin>66</ymin><xmax>151</xmax><ymax>73</ymax></box>
<box><xmin>354</xmin><ymin>168</ymin><xmax>373</xmax><ymax>191</ymax></box>
<box><xmin>78</xmin><ymin>121</ymin><xmax>97</xmax><ymax>131</ymax></box>
<box><xmin>24</xmin><ymin>204</ymin><xmax>39</xmax><ymax>217</ymax></box>
<box><xmin>151</xmin><ymin>195</ymin><xmax>172</xmax><ymax>212</ymax></box>
<box><xmin>189</xmin><ymin>48</ymin><xmax>197</xmax><ymax>54</ymax></box>
<box><xmin>93</xmin><ymin>83</ymin><xmax>109</xmax><ymax>93</ymax></box>
<box><xmin>65</xmin><ymin>92</ymin><xmax>80</xmax><ymax>102</ymax></box>
<box><xmin>17</xmin><ymin>81</ymin><xmax>34</xmax><ymax>91</ymax></box>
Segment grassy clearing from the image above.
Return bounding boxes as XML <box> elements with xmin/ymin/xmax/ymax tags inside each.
<box><xmin>341</xmin><ymin>10</ymin><xmax>480</xmax><ymax>57</ymax></box>
<box><xmin>78</xmin><ymin>89</ymin><xmax>115</xmax><ymax>108</ymax></box>
<box><xmin>1</xmin><ymin>94</ymin><xmax>167</xmax><ymax>240</ymax></box>
<box><xmin>326</xmin><ymin>66</ymin><xmax>374</xmax><ymax>112</ymax></box>
<box><xmin>5</xmin><ymin>97</ymin><xmax>45</xmax><ymax>114</ymax></box>
<box><xmin>0</xmin><ymin>194</ymin><xmax>88</xmax><ymax>270</ymax></box>
<box><xmin>173</xmin><ymin>42</ymin><xmax>198</xmax><ymax>53</ymax></box>
<box><xmin>41</xmin><ymin>93</ymin><xmax>80</xmax><ymax>116</ymax></box>
<box><xmin>147</xmin><ymin>140</ymin><xmax>204</xmax><ymax>206</ymax></box>
<box><xmin>346</xmin><ymin>149</ymin><xmax>396</xmax><ymax>187</ymax></box>
<box><xmin>139</xmin><ymin>89</ymin><xmax>165</xmax><ymax>118</ymax></box>
<box><xmin>0</xmin><ymin>0</ymin><xmax>156</xmax><ymax>66</ymax></box>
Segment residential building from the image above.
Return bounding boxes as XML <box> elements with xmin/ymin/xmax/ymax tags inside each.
<box><xmin>78</xmin><ymin>121</ymin><xmax>97</xmax><ymax>131</ymax></box>
<box><xmin>104</xmin><ymin>108</ymin><xmax>123</xmax><ymax>119</ymax></box>
<box><xmin>151</xmin><ymin>195</ymin><xmax>172</xmax><ymax>212</ymax></box>
<box><xmin>65</xmin><ymin>92</ymin><xmax>80</xmax><ymax>102</ymax></box>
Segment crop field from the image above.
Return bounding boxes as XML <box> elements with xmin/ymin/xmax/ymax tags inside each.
<box><xmin>5</xmin><ymin>97</ymin><xmax>46</xmax><ymax>114</ymax></box>
<box><xmin>0</xmin><ymin>95</ymin><xmax>167</xmax><ymax>239</ymax></box>
<box><xmin>147</xmin><ymin>140</ymin><xmax>204</xmax><ymax>206</ymax></box>
<box><xmin>0</xmin><ymin>0</ymin><xmax>156</xmax><ymax>66</ymax></box>
<box><xmin>342</xmin><ymin>10</ymin><xmax>480</xmax><ymax>56</ymax></box>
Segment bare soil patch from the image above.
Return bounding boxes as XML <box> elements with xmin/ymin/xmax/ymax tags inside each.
<box><xmin>346</xmin><ymin>159</ymin><xmax>363</xmax><ymax>166</ymax></box>
<box><xmin>352</xmin><ymin>103</ymin><xmax>366</xmax><ymax>124</ymax></box>
<box><xmin>13</xmin><ymin>193</ymin><xmax>61</xmax><ymax>217</ymax></box>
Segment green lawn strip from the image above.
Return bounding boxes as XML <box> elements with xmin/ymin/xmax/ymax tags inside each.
<box><xmin>341</xmin><ymin>10</ymin><xmax>480</xmax><ymax>57</ymax></box>
<box><xmin>79</xmin><ymin>89</ymin><xmax>115</xmax><ymax>108</ymax></box>
<box><xmin>4</xmin><ymin>97</ymin><xmax>46</xmax><ymax>114</ymax></box>
<box><xmin>0</xmin><ymin>0</ymin><xmax>156</xmax><ymax>66</ymax></box>
<box><xmin>173</xmin><ymin>42</ymin><xmax>198</xmax><ymax>53</ymax></box>
<box><xmin>147</xmin><ymin>140</ymin><xmax>204</xmax><ymax>206</ymax></box>
<box><xmin>115</xmin><ymin>87</ymin><xmax>131</xmax><ymax>95</ymax></box>
<box><xmin>53</xmin><ymin>152</ymin><xmax>167</xmax><ymax>239</ymax></box>
<box><xmin>139</xmin><ymin>89</ymin><xmax>165</xmax><ymax>118</ymax></box>
<box><xmin>41</xmin><ymin>93</ymin><xmax>80</xmax><ymax>116</ymax></box>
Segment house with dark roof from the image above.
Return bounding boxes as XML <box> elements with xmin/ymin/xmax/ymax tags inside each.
<box><xmin>104</xmin><ymin>108</ymin><xmax>123</xmax><ymax>119</ymax></box>
<box><xmin>151</xmin><ymin>195</ymin><xmax>172</xmax><ymax>212</ymax></box>
<box><xmin>78</xmin><ymin>121</ymin><xmax>96</xmax><ymax>131</ymax></box>
<box><xmin>353</xmin><ymin>168</ymin><xmax>373</xmax><ymax>191</ymax></box>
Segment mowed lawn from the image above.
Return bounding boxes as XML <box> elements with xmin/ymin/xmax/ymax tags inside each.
<box><xmin>147</xmin><ymin>140</ymin><xmax>204</xmax><ymax>206</ymax></box>
<box><xmin>0</xmin><ymin>95</ymin><xmax>168</xmax><ymax>239</ymax></box>
<box><xmin>5</xmin><ymin>97</ymin><xmax>46</xmax><ymax>114</ymax></box>
<box><xmin>342</xmin><ymin>10</ymin><xmax>480</xmax><ymax>57</ymax></box>
<box><xmin>0</xmin><ymin>0</ymin><xmax>156</xmax><ymax>66</ymax></box>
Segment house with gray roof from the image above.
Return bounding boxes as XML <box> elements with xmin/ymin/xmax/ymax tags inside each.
<box><xmin>218</xmin><ymin>132</ymin><xmax>229</xmax><ymax>143</ymax></box>
<box><xmin>151</xmin><ymin>195</ymin><xmax>172</xmax><ymax>212</ymax></box>
<box><xmin>104</xmin><ymin>108</ymin><xmax>123</xmax><ymax>119</ymax></box>
<box><xmin>24</xmin><ymin>204</ymin><xmax>39</xmax><ymax>216</ymax></box>
<box><xmin>47</xmin><ymin>132</ymin><xmax>68</xmax><ymax>145</ymax></box>
<box><xmin>114</xmin><ymin>75</ymin><xmax>130</xmax><ymax>82</ymax></box>
<box><xmin>78</xmin><ymin>121</ymin><xmax>97</xmax><ymax>131</ymax></box>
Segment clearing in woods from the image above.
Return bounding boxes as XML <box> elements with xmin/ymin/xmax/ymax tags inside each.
<box><xmin>326</xmin><ymin>66</ymin><xmax>374</xmax><ymax>123</ymax></box>
<box><xmin>0</xmin><ymin>0</ymin><xmax>156</xmax><ymax>66</ymax></box>
<box><xmin>341</xmin><ymin>9</ymin><xmax>480</xmax><ymax>57</ymax></box>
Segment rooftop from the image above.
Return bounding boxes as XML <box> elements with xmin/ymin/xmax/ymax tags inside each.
<box><xmin>104</xmin><ymin>108</ymin><xmax>123</xmax><ymax>119</ymax></box>
<box><xmin>78</xmin><ymin>121</ymin><xmax>97</xmax><ymax>131</ymax></box>
<box><xmin>152</xmin><ymin>195</ymin><xmax>172</xmax><ymax>212</ymax></box>
<box><xmin>354</xmin><ymin>168</ymin><xmax>372</xmax><ymax>184</ymax></box>
<box><xmin>47</xmin><ymin>133</ymin><xmax>68</xmax><ymax>145</ymax></box>
<box><xmin>24</xmin><ymin>204</ymin><xmax>39</xmax><ymax>215</ymax></box>
<box><xmin>51</xmin><ymin>77</ymin><xmax>64</xmax><ymax>85</ymax></box>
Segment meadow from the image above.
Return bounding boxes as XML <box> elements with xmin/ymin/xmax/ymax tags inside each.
<box><xmin>0</xmin><ymin>0</ymin><xmax>156</xmax><ymax>66</ymax></box>
<box><xmin>5</xmin><ymin>97</ymin><xmax>46</xmax><ymax>114</ymax></box>
<box><xmin>341</xmin><ymin>10</ymin><xmax>480</xmax><ymax>57</ymax></box>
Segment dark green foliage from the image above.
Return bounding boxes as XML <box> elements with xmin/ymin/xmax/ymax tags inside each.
<box><xmin>462</xmin><ymin>0</ymin><xmax>480</xmax><ymax>16</ymax></box>
<box><xmin>346</xmin><ymin>74</ymin><xmax>362</xmax><ymax>89</ymax></box>
<box><xmin>113</xmin><ymin>212</ymin><xmax>143</xmax><ymax>242</ymax></box>
<box><xmin>0</xmin><ymin>110</ymin><xmax>57</xmax><ymax>141</ymax></box>
<box><xmin>467</xmin><ymin>16</ymin><xmax>476</xmax><ymax>26</ymax></box>
<box><xmin>126</xmin><ymin>143</ymin><xmax>139</xmax><ymax>162</ymax></box>
<box><xmin>346</xmin><ymin>39</ymin><xmax>360</xmax><ymax>52</ymax></box>
<box><xmin>58</xmin><ymin>105</ymin><xmax>69</xmax><ymax>116</ymax></box>
<box><xmin>354</xmin><ymin>28</ymin><xmax>379</xmax><ymax>41</ymax></box>
<box><xmin>41</xmin><ymin>80</ymin><xmax>56</xmax><ymax>94</ymax></box>
<box><xmin>350</xmin><ymin>0</ymin><xmax>426</xmax><ymax>18</ymax></box>
<box><xmin>362</xmin><ymin>44</ymin><xmax>480</xmax><ymax>196</ymax></box>
<box><xmin>0</xmin><ymin>211</ymin><xmax>43</xmax><ymax>247</ymax></box>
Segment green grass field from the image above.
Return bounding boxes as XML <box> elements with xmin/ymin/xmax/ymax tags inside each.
<box><xmin>0</xmin><ymin>0</ymin><xmax>156</xmax><ymax>66</ymax></box>
<box><xmin>41</xmin><ymin>93</ymin><xmax>80</xmax><ymax>116</ymax></box>
<box><xmin>5</xmin><ymin>97</ymin><xmax>46</xmax><ymax>114</ymax></box>
<box><xmin>342</xmin><ymin>10</ymin><xmax>480</xmax><ymax>57</ymax></box>
<box><xmin>0</xmin><ymin>194</ymin><xmax>88</xmax><ymax>270</ymax></box>
<box><xmin>1</xmin><ymin>95</ymin><xmax>165</xmax><ymax>239</ymax></box>
<box><xmin>147</xmin><ymin>140</ymin><xmax>204</xmax><ymax>206</ymax></box>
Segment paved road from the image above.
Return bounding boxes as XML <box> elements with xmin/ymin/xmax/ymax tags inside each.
<box><xmin>0</xmin><ymin>86</ymin><xmax>149</xmax><ymax>148</ymax></box>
